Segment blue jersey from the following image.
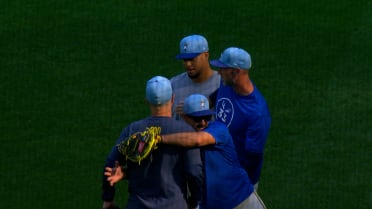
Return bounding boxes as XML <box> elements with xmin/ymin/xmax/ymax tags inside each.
<box><xmin>215</xmin><ymin>82</ymin><xmax>271</xmax><ymax>184</ymax></box>
<box><xmin>200</xmin><ymin>121</ymin><xmax>253</xmax><ymax>209</ymax></box>
<box><xmin>102</xmin><ymin>116</ymin><xmax>203</xmax><ymax>209</ymax></box>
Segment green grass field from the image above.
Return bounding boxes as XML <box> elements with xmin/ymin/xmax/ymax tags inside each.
<box><xmin>1</xmin><ymin>0</ymin><xmax>371</xmax><ymax>208</ymax></box>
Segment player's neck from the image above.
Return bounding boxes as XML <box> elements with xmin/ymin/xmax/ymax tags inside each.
<box><xmin>233</xmin><ymin>76</ymin><xmax>254</xmax><ymax>96</ymax></box>
<box><xmin>150</xmin><ymin>104</ymin><xmax>172</xmax><ymax>117</ymax></box>
<box><xmin>151</xmin><ymin>110</ymin><xmax>172</xmax><ymax>117</ymax></box>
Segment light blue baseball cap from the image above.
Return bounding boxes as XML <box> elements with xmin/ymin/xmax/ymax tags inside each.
<box><xmin>183</xmin><ymin>94</ymin><xmax>214</xmax><ymax>117</ymax></box>
<box><xmin>146</xmin><ymin>76</ymin><xmax>172</xmax><ymax>105</ymax></box>
<box><xmin>210</xmin><ymin>47</ymin><xmax>252</xmax><ymax>70</ymax></box>
<box><xmin>176</xmin><ymin>35</ymin><xmax>209</xmax><ymax>59</ymax></box>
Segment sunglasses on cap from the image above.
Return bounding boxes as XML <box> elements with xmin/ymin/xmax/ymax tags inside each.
<box><xmin>189</xmin><ymin>115</ymin><xmax>212</xmax><ymax>122</ymax></box>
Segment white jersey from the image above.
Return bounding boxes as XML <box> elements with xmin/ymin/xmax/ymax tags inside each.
<box><xmin>170</xmin><ymin>71</ymin><xmax>220</xmax><ymax>120</ymax></box>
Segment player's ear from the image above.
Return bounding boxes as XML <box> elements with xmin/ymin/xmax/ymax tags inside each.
<box><xmin>204</xmin><ymin>51</ymin><xmax>209</xmax><ymax>59</ymax></box>
<box><xmin>234</xmin><ymin>68</ymin><xmax>242</xmax><ymax>75</ymax></box>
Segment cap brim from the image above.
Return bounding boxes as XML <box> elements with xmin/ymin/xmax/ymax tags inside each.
<box><xmin>187</xmin><ymin>110</ymin><xmax>214</xmax><ymax>117</ymax></box>
<box><xmin>176</xmin><ymin>53</ymin><xmax>201</xmax><ymax>60</ymax></box>
<box><xmin>210</xmin><ymin>60</ymin><xmax>229</xmax><ymax>68</ymax></box>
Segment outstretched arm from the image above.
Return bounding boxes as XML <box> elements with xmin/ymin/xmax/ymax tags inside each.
<box><xmin>161</xmin><ymin>131</ymin><xmax>215</xmax><ymax>147</ymax></box>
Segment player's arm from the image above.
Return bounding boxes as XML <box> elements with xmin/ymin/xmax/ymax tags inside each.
<box><xmin>161</xmin><ymin>131</ymin><xmax>215</xmax><ymax>147</ymax></box>
<box><xmin>101</xmin><ymin>130</ymin><xmax>129</xmax><ymax>204</ymax></box>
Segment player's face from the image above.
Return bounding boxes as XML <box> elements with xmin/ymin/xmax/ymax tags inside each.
<box><xmin>182</xmin><ymin>52</ymin><xmax>208</xmax><ymax>79</ymax></box>
<box><xmin>183</xmin><ymin>115</ymin><xmax>212</xmax><ymax>131</ymax></box>
<box><xmin>218</xmin><ymin>68</ymin><xmax>235</xmax><ymax>86</ymax></box>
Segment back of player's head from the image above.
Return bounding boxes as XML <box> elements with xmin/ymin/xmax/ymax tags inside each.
<box><xmin>146</xmin><ymin>76</ymin><xmax>172</xmax><ymax>105</ymax></box>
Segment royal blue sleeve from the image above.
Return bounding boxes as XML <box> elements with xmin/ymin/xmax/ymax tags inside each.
<box><xmin>205</xmin><ymin>121</ymin><xmax>230</xmax><ymax>145</ymax></box>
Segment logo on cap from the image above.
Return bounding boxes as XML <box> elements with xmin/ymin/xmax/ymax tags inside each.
<box><xmin>183</xmin><ymin>94</ymin><xmax>214</xmax><ymax>117</ymax></box>
<box><xmin>183</xmin><ymin>43</ymin><xmax>188</xmax><ymax>52</ymax></box>
<box><xmin>200</xmin><ymin>99</ymin><xmax>206</xmax><ymax>108</ymax></box>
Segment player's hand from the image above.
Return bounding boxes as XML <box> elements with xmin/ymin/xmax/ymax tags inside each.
<box><xmin>102</xmin><ymin>201</ymin><xmax>119</xmax><ymax>209</ymax></box>
<box><xmin>104</xmin><ymin>161</ymin><xmax>125</xmax><ymax>186</ymax></box>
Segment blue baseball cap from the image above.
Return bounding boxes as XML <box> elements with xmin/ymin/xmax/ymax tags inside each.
<box><xmin>176</xmin><ymin>35</ymin><xmax>209</xmax><ymax>59</ymax></box>
<box><xmin>146</xmin><ymin>76</ymin><xmax>172</xmax><ymax>105</ymax></box>
<box><xmin>210</xmin><ymin>47</ymin><xmax>252</xmax><ymax>70</ymax></box>
<box><xmin>183</xmin><ymin>94</ymin><xmax>214</xmax><ymax>117</ymax></box>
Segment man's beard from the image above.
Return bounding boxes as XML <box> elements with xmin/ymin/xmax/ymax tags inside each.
<box><xmin>187</xmin><ymin>71</ymin><xmax>201</xmax><ymax>80</ymax></box>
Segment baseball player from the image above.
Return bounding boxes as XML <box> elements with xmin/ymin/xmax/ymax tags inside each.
<box><xmin>160</xmin><ymin>94</ymin><xmax>266</xmax><ymax>209</ymax></box>
<box><xmin>210</xmin><ymin>47</ymin><xmax>272</xmax><ymax>190</ymax></box>
<box><xmin>171</xmin><ymin>34</ymin><xmax>220</xmax><ymax>121</ymax></box>
<box><xmin>101</xmin><ymin>76</ymin><xmax>203</xmax><ymax>209</ymax></box>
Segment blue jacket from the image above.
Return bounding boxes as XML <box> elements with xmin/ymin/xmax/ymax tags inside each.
<box><xmin>200</xmin><ymin>121</ymin><xmax>253</xmax><ymax>209</ymax></box>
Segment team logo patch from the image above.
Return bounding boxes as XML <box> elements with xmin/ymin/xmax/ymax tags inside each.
<box><xmin>216</xmin><ymin>98</ymin><xmax>234</xmax><ymax>127</ymax></box>
<box><xmin>200</xmin><ymin>99</ymin><xmax>206</xmax><ymax>108</ymax></box>
<box><xmin>183</xmin><ymin>43</ymin><xmax>188</xmax><ymax>52</ymax></box>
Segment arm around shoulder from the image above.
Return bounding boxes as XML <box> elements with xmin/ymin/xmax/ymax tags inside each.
<box><xmin>162</xmin><ymin>131</ymin><xmax>215</xmax><ymax>147</ymax></box>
